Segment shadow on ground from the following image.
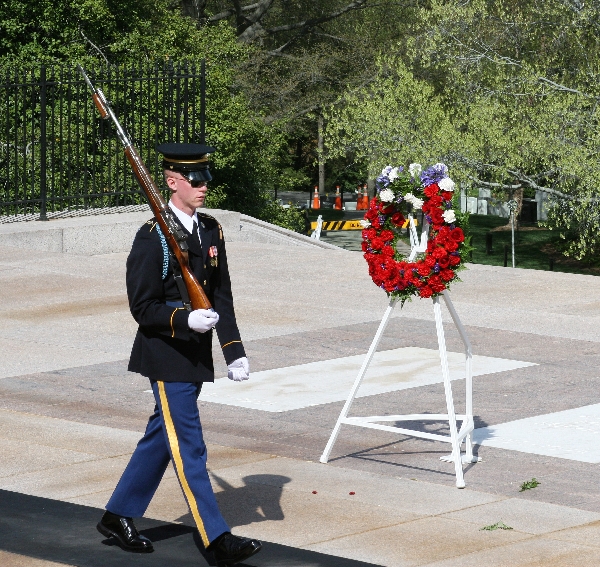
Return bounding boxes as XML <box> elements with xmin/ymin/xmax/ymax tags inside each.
<box><xmin>0</xmin><ymin>489</ymin><xmax>382</xmax><ymax>566</ymax></box>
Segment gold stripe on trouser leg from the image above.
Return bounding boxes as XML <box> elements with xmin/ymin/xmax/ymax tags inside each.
<box><xmin>157</xmin><ymin>381</ymin><xmax>210</xmax><ymax>547</ymax></box>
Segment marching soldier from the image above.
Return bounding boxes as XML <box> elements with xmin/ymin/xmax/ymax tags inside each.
<box><xmin>97</xmin><ymin>143</ymin><xmax>261</xmax><ymax>566</ymax></box>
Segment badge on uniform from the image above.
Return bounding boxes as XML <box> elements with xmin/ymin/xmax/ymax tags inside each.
<box><xmin>208</xmin><ymin>245</ymin><xmax>218</xmax><ymax>267</ymax></box>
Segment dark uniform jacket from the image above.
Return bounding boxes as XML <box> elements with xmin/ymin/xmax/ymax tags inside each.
<box><xmin>126</xmin><ymin>211</ymin><xmax>245</xmax><ymax>383</ymax></box>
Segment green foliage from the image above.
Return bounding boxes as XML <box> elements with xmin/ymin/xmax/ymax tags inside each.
<box><xmin>520</xmin><ymin>478</ymin><xmax>540</xmax><ymax>492</ymax></box>
<box><xmin>480</xmin><ymin>521</ymin><xmax>513</xmax><ymax>531</ymax></box>
<box><xmin>323</xmin><ymin>0</ymin><xmax>600</xmax><ymax>261</ymax></box>
<box><xmin>0</xmin><ymin>2</ymin><xmax>302</xmax><ymax>231</ymax></box>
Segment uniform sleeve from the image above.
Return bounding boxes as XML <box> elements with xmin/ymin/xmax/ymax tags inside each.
<box><xmin>211</xmin><ymin>225</ymin><xmax>246</xmax><ymax>364</ymax></box>
<box><xmin>126</xmin><ymin>225</ymin><xmax>191</xmax><ymax>341</ymax></box>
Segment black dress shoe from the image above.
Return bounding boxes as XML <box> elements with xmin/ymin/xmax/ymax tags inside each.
<box><xmin>97</xmin><ymin>511</ymin><xmax>154</xmax><ymax>553</ymax></box>
<box><xmin>209</xmin><ymin>532</ymin><xmax>262</xmax><ymax>566</ymax></box>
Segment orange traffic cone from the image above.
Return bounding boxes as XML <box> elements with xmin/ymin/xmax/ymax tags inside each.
<box><xmin>357</xmin><ymin>185</ymin><xmax>366</xmax><ymax>210</ymax></box>
<box><xmin>363</xmin><ymin>184</ymin><xmax>371</xmax><ymax>208</ymax></box>
<box><xmin>312</xmin><ymin>185</ymin><xmax>320</xmax><ymax>209</ymax></box>
<box><xmin>334</xmin><ymin>185</ymin><xmax>342</xmax><ymax>210</ymax></box>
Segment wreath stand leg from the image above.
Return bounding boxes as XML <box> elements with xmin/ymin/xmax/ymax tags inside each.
<box><xmin>319</xmin><ymin>289</ymin><xmax>480</xmax><ymax>488</ymax></box>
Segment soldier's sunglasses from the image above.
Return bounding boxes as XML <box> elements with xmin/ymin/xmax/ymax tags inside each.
<box><xmin>176</xmin><ymin>169</ymin><xmax>212</xmax><ymax>187</ymax></box>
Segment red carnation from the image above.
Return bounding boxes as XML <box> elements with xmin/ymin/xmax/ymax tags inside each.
<box><xmin>371</xmin><ymin>217</ymin><xmax>381</xmax><ymax>229</ymax></box>
<box><xmin>425</xmin><ymin>255</ymin><xmax>436</xmax><ymax>268</ymax></box>
<box><xmin>417</xmin><ymin>263</ymin><xmax>431</xmax><ymax>276</ymax></box>
<box><xmin>449</xmin><ymin>255</ymin><xmax>461</xmax><ymax>266</ymax></box>
<box><xmin>438</xmin><ymin>256</ymin><xmax>450</xmax><ymax>268</ymax></box>
<box><xmin>391</xmin><ymin>212</ymin><xmax>405</xmax><ymax>227</ymax></box>
<box><xmin>423</xmin><ymin>184</ymin><xmax>439</xmax><ymax>197</ymax></box>
<box><xmin>380</xmin><ymin>229</ymin><xmax>395</xmax><ymax>242</ymax></box>
<box><xmin>361</xmin><ymin>241</ymin><xmax>369</xmax><ymax>252</ymax></box>
<box><xmin>381</xmin><ymin>245</ymin><xmax>395</xmax><ymax>257</ymax></box>
<box><xmin>430</xmin><ymin>209</ymin><xmax>444</xmax><ymax>225</ymax></box>
<box><xmin>440</xmin><ymin>268</ymin><xmax>455</xmax><ymax>282</ymax></box>
<box><xmin>429</xmin><ymin>195</ymin><xmax>443</xmax><ymax>207</ymax></box>
<box><xmin>441</xmin><ymin>191</ymin><xmax>453</xmax><ymax>201</ymax></box>
<box><xmin>365</xmin><ymin>209</ymin><xmax>377</xmax><ymax>221</ymax></box>
<box><xmin>370</xmin><ymin>236</ymin><xmax>384</xmax><ymax>250</ymax></box>
<box><xmin>451</xmin><ymin>227</ymin><xmax>465</xmax><ymax>243</ymax></box>
<box><xmin>445</xmin><ymin>240</ymin><xmax>459</xmax><ymax>252</ymax></box>
<box><xmin>430</xmin><ymin>280</ymin><xmax>446</xmax><ymax>293</ymax></box>
<box><xmin>419</xmin><ymin>286</ymin><xmax>433</xmax><ymax>298</ymax></box>
<box><xmin>432</xmin><ymin>247</ymin><xmax>448</xmax><ymax>260</ymax></box>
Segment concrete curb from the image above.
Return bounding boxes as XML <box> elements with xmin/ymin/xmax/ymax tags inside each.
<box><xmin>239</xmin><ymin>214</ymin><xmax>344</xmax><ymax>250</ymax></box>
<box><xmin>0</xmin><ymin>208</ymin><xmax>343</xmax><ymax>254</ymax></box>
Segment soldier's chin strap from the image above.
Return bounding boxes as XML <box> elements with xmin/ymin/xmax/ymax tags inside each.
<box><xmin>169</xmin><ymin>251</ymin><xmax>192</xmax><ymax>311</ymax></box>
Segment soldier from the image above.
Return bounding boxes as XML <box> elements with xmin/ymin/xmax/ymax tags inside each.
<box><xmin>97</xmin><ymin>143</ymin><xmax>261</xmax><ymax>566</ymax></box>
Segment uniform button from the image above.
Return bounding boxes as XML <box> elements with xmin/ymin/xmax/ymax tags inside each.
<box><xmin>204</xmin><ymin>264</ymin><xmax>207</xmax><ymax>269</ymax></box>
<box><xmin>203</xmin><ymin>280</ymin><xmax>207</xmax><ymax>285</ymax></box>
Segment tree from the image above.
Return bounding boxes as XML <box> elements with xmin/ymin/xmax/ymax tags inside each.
<box><xmin>0</xmin><ymin>0</ymin><xmax>305</xmax><ymax>231</ymax></box>
<box><xmin>323</xmin><ymin>0</ymin><xmax>600</xmax><ymax>260</ymax></box>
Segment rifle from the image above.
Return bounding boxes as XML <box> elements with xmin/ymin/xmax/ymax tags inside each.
<box><xmin>78</xmin><ymin>65</ymin><xmax>211</xmax><ymax>311</ymax></box>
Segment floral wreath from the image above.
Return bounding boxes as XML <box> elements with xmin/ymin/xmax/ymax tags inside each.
<box><xmin>361</xmin><ymin>162</ymin><xmax>467</xmax><ymax>302</ymax></box>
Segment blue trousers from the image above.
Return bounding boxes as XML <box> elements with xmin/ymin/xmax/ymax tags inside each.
<box><xmin>106</xmin><ymin>381</ymin><xmax>230</xmax><ymax>548</ymax></box>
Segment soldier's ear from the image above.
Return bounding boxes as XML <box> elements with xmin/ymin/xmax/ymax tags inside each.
<box><xmin>165</xmin><ymin>174</ymin><xmax>177</xmax><ymax>192</ymax></box>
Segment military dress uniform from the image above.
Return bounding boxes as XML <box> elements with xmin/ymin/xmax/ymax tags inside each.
<box><xmin>98</xmin><ymin>144</ymin><xmax>261</xmax><ymax>564</ymax></box>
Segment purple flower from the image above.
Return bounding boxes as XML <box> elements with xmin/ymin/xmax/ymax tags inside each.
<box><xmin>376</xmin><ymin>175</ymin><xmax>390</xmax><ymax>191</ymax></box>
<box><xmin>421</xmin><ymin>163</ymin><xmax>448</xmax><ymax>187</ymax></box>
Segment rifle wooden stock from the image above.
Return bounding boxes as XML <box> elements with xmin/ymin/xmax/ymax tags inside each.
<box><xmin>77</xmin><ymin>65</ymin><xmax>211</xmax><ymax>311</ymax></box>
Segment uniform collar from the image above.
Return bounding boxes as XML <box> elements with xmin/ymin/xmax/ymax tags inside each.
<box><xmin>168</xmin><ymin>201</ymin><xmax>198</xmax><ymax>234</ymax></box>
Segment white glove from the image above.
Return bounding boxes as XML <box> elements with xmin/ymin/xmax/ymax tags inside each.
<box><xmin>188</xmin><ymin>309</ymin><xmax>219</xmax><ymax>333</ymax></box>
<box><xmin>228</xmin><ymin>357</ymin><xmax>250</xmax><ymax>381</ymax></box>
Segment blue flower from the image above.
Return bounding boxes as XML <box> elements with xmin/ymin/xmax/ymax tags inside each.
<box><xmin>421</xmin><ymin>163</ymin><xmax>448</xmax><ymax>186</ymax></box>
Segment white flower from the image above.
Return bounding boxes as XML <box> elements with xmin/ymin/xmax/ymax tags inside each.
<box><xmin>379</xmin><ymin>189</ymin><xmax>395</xmax><ymax>202</ymax></box>
<box><xmin>404</xmin><ymin>193</ymin><xmax>424</xmax><ymax>210</ymax></box>
<box><xmin>388</xmin><ymin>167</ymin><xmax>400</xmax><ymax>182</ymax></box>
<box><xmin>443</xmin><ymin>209</ymin><xmax>457</xmax><ymax>224</ymax></box>
<box><xmin>438</xmin><ymin>177</ymin><xmax>456</xmax><ymax>192</ymax></box>
<box><xmin>360</xmin><ymin>219</ymin><xmax>371</xmax><ymax>228</ymax></box>
<box><xmin>409</xmin><ymin>163</ymin><xmax>422</xmax><ymax>178</ymax></box>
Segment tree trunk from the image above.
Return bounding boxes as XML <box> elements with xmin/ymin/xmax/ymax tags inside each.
<box><xmin>508</xmin><ymin>186</ymin><xmax>523</xmax><ymax>230</ymax></box>
<box><xmin>318</xmin><ymin>114</ymin><xmax>325</xmax><ymax>194</ymax></box>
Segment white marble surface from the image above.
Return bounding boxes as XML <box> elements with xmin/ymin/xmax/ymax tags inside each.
<box><xmin>473</xmin><ymin>404</ymin><xmax>600</xmax><ymax>463</ymax></box>
<box><xmin>197</xmin><ymin>347</ymin><xmax>536</xmax><ymax>412</ymax></box>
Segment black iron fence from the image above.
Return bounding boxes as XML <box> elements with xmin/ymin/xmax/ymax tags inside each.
<box><xmin>0</xmin><ymin>61</ymin><xmax>205</xmax><ymax>220</ymax></box>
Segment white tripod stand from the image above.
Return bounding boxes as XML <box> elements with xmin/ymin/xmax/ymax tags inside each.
<box><xmin>320</xmin><ymin>215</ymin><xmax>480</xmax><ymax>488</ymax></box>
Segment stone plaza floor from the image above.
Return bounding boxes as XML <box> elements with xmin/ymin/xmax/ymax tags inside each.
<box><xmin>1</xmin><ymin>228</ymin><xmax>600</xmax><ymax>566</ymax></box>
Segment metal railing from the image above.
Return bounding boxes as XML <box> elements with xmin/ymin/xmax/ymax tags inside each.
<box><xmin>0</xmin><ymin>61</ymin><xmax>205</xmax><ymax>220</ymax></box>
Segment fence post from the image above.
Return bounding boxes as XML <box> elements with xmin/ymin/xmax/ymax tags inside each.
<box><xmin>200</xmin><ymin>59</ymin><xmax>206</xmax><ymax>144</ymax></box>
<box><xmin>485</xmin><ymin>232</ymin><xmax>493</xmax><ymax>254</ymax></box>
<box><xmin>39</xmin><ymin>65</ymin><xmax>48</xmax><ymax>221</ymax></box>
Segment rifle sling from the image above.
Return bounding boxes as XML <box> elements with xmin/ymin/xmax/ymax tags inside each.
<box><xmin>169</xmin><ymin>252</ymin><xmax>192</xmax><ymax>311</ymax></box>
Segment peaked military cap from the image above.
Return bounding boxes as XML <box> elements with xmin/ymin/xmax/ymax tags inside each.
<box><xmin>156</xmin><ymin>142</ymin><xmax>216</xmax><ymax>181</ymax></box>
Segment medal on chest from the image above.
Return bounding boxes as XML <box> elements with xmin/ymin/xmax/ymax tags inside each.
<box><xmin>208</xmin><ymin>245</ymin><xmax>218</xmax><ymax>267</ymax></box>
